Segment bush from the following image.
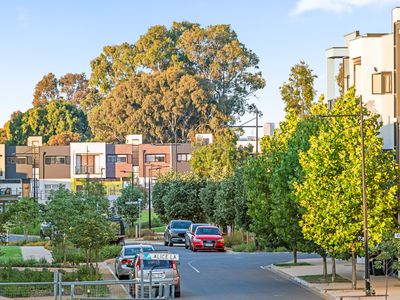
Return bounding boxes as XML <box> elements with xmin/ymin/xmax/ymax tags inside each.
<box><xmin>9</xmin><ymin>223</ymin><xmax>41</xmax><ymax>236</ymax></box>
<box><xmin>52</xmin><ymin>244</ymin><xmax>122</xmax><ymax>264</ymax></box>
<box><xmin>224</xmin><ymin>231</ymin><xmax>244</xmax><ymax>248</ymax></box>
<box><xmin>232</xmin><ymin>244</ymin><xmax>247</xmax><ymax>252</ymax></box>
<box><xmin>98</xmin><ymin>245</ymin><xmax>121</xmax><ymax>261</ymax></box>
<box><xmin>232</xmin><ymin>242</ymin><xmax>257</xmax><ymax>252</ymax></box>
<box><xmin>0</xmin><ymin>266</ymin><xmax>103</xmax><ymax>297</ymax></box>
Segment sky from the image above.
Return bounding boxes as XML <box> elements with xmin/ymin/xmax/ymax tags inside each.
<box><xmin>1</xmin><ymin>0</ymin><xmax>399</xmax><ymax>135</ymax></box>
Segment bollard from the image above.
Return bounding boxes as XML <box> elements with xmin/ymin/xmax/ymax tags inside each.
<box><xmin>54</xmin><ymin>270</ymin><xmax>58</xmax><ymax>300</ymax></box>
<box><xmin>58</xmin><ymin>272</ymin><xmax>63</xmax><ymax>300</ymax></box>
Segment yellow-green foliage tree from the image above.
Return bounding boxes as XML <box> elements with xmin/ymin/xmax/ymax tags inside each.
<box><xmin>295</xmin><ymin>89</ymin><xmax>398</xmax><ymax>288</ymax></box>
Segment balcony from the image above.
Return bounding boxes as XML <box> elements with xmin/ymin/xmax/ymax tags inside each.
<box><xmin>75</xmin><ymin>165</ymin><xmax>102</xmax><ymax>175</ymax></box>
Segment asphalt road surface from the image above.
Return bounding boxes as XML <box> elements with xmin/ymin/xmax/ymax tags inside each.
<box><xmin>113</xmin><ymin>243</ymin><xmax>324</xmax><ymax>300</ymax></box>
<box><xmin>6</xmin><ymin>234</ymin><xmax>39</xmax><ymax>242</ymax></box>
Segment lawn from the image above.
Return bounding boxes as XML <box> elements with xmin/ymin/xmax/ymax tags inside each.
<box><xmin>0</xmin><ymin>246</ymin><xmax>23</xmax><ymax>263</ymax></box>
<box><xmin>274</xmin><ymin>262</ymin><xmax>312</xmax><ymax>267</ymax></box>
<box><xmin>137</xmin><ymin>210</ymin><xmax>164</xmax><ymax>228</ymax></box>
<box><xmin>299</xmin><ymin>274</ymin><xmax>350</xmax><ymax>283</ymax></box>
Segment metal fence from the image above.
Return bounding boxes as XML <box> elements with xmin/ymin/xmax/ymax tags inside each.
<box><xmin>0</xmin><ymin>271</ymin><xmax>175</xmax><ymax>300</ymax></box>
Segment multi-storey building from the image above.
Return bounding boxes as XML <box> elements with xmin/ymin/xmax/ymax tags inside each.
<box><xmin>326</xmin><ymin>7</ymin><xmax>400</xmax><ymax>154</ymax></box>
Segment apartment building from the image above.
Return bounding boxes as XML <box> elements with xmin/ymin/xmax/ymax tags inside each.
<box><xmin>326</xmin><ymin>7</ymin><xmax>400</xmax><ymax>153</ymax></box>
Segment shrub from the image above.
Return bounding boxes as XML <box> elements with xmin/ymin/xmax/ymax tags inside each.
<box><xmin>232</xmin><ymin>244</ymin><xmax>247</xmax><ymax>252</ymax></box>
<box><xmin>223</xmin><ymin>231</ymin><xmax>244</xmax><ymax>248</ymax></box>
<box><xmin>98</xmin><ymin>245</ymin><xmax>121</xmax><ymax>261</ymax></box>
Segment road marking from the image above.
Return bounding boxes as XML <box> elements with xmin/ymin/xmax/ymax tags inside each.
<box><xmin>106</xmin><ymin>263</ymin><xmax>130</xmax><ymax>295</ymax></box>
<box><xmin>188</xmin><ymin>260</ymin><xmax>200</xmax><ymax>273</ymax></box>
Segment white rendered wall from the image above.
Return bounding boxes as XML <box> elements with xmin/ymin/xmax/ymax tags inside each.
<box><xmin>70</xmin><ymin>143</ymin><xmax>106</xmax><ymax>179</ymax></box>
<box><xmin>348</xmin><ymin>34</ymin><xmax>394</xmax><ymax>149</ymax></box>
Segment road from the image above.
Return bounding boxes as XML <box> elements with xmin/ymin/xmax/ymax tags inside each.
<box><xmin>112</xmin><ymin>243</ymin><xmax>324</xmax><ymax>300</ymax></box>
<box><xmin>6</xmin><ymin>234</ymin><xmax>39</xmax><ymax>242</ymax></box>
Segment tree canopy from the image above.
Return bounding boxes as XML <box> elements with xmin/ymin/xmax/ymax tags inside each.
<box><xmin>3</xmin><ymin>100</ymin><xmax>90</xmax><ymax>145</ymax></box>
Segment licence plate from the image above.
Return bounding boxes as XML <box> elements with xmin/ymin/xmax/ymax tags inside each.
<box><xmin>151</xmin><ymin>273</ymin><xmax>163</xmax><ymax>278</ymax></box>
<box><xmin>204</xmin><ymin>243</ymin><xmax>213</xmax><ymax>247</ymax></box>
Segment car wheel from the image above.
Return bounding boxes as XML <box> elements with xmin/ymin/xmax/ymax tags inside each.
<box><xmin>168</xmin><ymin>239</ymin><xmax>174</xmax><ymax>247</ymax></box>
<box><xmin>164</xmin><ymin>240</ymin><xmax>168</xmax><ymax>246</ymax></box>
<box><xmin>175</xmin><ymin>286</ymin><xmax>181</xmax><ymax>298</ymax></box>
<box><xmin>193</xmin><ymin>248</ymin><xmax>197</xmax><ymax>252</ymax></box>
<box><xmin>185</xmin><ymin>242</ymin><xmax>188</xmax><ymax>249</ymax></box>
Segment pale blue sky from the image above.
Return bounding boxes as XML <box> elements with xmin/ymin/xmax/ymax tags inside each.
<box><xmin>1</xmin><ymin>0</ymin><xmax>399</xmax><ymax>134</ymax></box>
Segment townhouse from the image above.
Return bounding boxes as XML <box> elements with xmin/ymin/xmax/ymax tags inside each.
<box><xmin>326</xmin><ymin>7</ymin><xmax>400</xmax><ymax>156</ymax></box>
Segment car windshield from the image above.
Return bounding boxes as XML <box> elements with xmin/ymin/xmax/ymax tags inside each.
<box><xmin>143</xmin><ymin>260</ymin><xmax>173</xmax><ymax>270</ymax></box>
<box><xmin>171</xmin><ymin>221</ymin><xmax>191</xmax><ymax>229</ymax></box>
<box><xmin>124</xmin><ymin>247</ymin><xmax>153</xmax><ymax>256</ymax></box>
<box><xmin>196</xmin><ymin>227</ymin><xmax>220</xmax><ymax>235</ymax></box>
<box><xmin>192</xmin><ymin>224</ymin><xmax>207</xmax><ymax>232</ymax></box>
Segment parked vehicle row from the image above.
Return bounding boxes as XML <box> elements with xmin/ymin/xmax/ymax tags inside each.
<box><xmin>114</xmin><ymin>244</ymin><xmax>180</xmax><ymax>297</ymax></box>
<box><xmin>164</xmin><ymin>220</ymin><xmax>225</xmax><ymax>252</ymax></box>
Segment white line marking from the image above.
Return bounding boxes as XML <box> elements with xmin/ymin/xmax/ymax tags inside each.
<box><xmin>188</xmin><ymin>260</ymin><xmax>200</xmax><ymax>273</ymax></box>
<box><xmin>106</xmin><ymin>263</ymin><xmax>130</xmax><ymax>295</ymax></box>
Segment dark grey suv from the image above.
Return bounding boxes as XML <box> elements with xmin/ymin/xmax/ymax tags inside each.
<box><xmin>164</xmin><ymin>220</ymin><xmax>192</xmax><ymax>247</ymax></box>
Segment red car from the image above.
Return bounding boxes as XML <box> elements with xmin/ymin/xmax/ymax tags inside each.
<box><xmin>191</xmin><ymin>226</ymin><xmax>225</xmax><ymax>252</ymax></box>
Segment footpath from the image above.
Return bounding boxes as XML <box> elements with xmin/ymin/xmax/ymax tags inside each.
<box><xmin>269</xmin><ymin>258</ymin><xmax>400</xmax><ymax>300</ymax></box>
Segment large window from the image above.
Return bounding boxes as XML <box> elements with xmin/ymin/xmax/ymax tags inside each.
<box><xmin>7</xmin><ymin>157</ymin><xmax>27</xmax><ymax>164</ymax></box>
<box><xmin>177</xmin><ymin>153</ymin><xmax>191</xmax><ymax>162</ymax></box>
<box><xmin>372</xmin><ymin>72</ymin><xmax>392</xmax><ymax>94</ymax></box>
<box><xmin>45</xmin><ymin>156</ymin><xmax>69</xmax><ymax>165</ymax></box>
<box><xmin>107</xmin><ymin>154</ymin><xmax>127</xmax><ymax>163</ymax></box>
<box><xmin>145</xmin><ymin>154</ymin><xmax>165</xmax><ymax>163</ymax></box>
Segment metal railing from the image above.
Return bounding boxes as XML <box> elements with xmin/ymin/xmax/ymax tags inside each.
<box><xmin>75</xmin><ymin>165</ymin><xmax>102</xmax><ymax>175</ymax></box>
<box><xmin>0</xmin><ymin>271</ymin><xmax>175</xmax><ymax>300</ymax></box>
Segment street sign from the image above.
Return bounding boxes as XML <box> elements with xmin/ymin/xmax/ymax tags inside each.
<box><xmin>126</xmin><ymin>201</ymin><xmax>140</xmax><ymax>205</ymax></box>
<box><xmin>394</xmin><ymin>233</ymin><xmax>400</xmax><ymax>239</ymax></box>
<box><xmin>142</xmin><ymin>252</ymin><xmax>179</xmax><ymax>261</ymax></box>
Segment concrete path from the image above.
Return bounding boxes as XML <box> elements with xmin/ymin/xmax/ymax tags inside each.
<box><xmin>21</xmin><ymin>246</ymin><xmax>53</xmax><ymax>263</ymax></box>
<box><xmin>272</xmin><ymin>257</ymin><xmax>400</xmax><ymax>300</ymax></box>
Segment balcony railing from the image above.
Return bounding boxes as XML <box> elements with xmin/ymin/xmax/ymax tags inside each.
<box><xmin>75</xmin><ymin>165</ymin><xmax>102</xmax><ymax>175</ymax></box>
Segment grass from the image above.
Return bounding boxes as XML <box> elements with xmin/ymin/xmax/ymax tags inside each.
<box><xmin>0</xmin><ymin>246</ymin><xmax>23</xmax><ymax>263</ymax></box>
<box><xmin>232</xmin><ymin>242</ymin><xmax>257</xmax><ymax>252</ymax></box>
<box><xmin>299</xmin><ymin>274</ymin><xmax>351</xmax><ymax>283</ymax></box>
<box><xmin>137</xmin><ymin>209</ymin><xmax>164</xmax><ymax>228</ymax></box>
<box><xmin>274</xmin><ymin>262</ymin><xmax>312</xmax><ymax>267</ymax></box>
<box><xmin>152</xmin><ymin>226</ymin><xmax>165</xmax><ymax>233</ymax></box>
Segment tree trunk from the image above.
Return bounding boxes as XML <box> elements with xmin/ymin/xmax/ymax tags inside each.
<box><xmin>292</xmin><ymin>247</ymin><xmax>297</xmax><ymax>264</ymax></box>
<box><xmin>332</xmin><ymin>257</ymin><xmax>336</xmax><ymax>282</ymax></box>
<box><xmin>351</xmin><ymin>251</ymin><xmax>357</xmax><ymax>289</ymax></box>
<box><xmin>322</xmin><ymin>253</ymin><xmax>327</xmax><ymax>281</ymax></box>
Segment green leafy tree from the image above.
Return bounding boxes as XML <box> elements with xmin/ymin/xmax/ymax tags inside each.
<box><xmin>199</xmin><ymin>181</ymin><xmax>220</xmax><ymax>223</ymax></box>
<box><xmin>280</xmin><ymin>60</ymin><xmax>317</xmax><ymax>117</ymax></box>
<box><xmin>4</xmin><ymin>100</ymin><xmax>90</xmax><ymax>145</ymax></box>
<box><xmin>152</xmin><ymin>173</ymin><xmax>206</xmax><ymax>222</ymax></box>
<box><xmin>241</xmin><ymin>157</ymin><xmax>283</xmax><ymax>248</ymax></box>
<box><xmin>115</xmin><ymin>185</ymin><xmax>145</xmax><ymax>227</ymax></box>
<box><xmin>190</xmin><ymin>129</ymin><xmax>251</xmax><ymax>180</ymax></box>
<box><xmin>295</xmin><ymin>89</ymin><xmax>398</xmax><ymax>289</ymax></box>
<box><xmin>8</xmin><ymin>198</ymin><xmax>40</xmax><ymax>240</ymax></box>
<box><xmin>214</xmin><ymin>176</ymin><xmax>238</xmax><ymax>229</ymax></box>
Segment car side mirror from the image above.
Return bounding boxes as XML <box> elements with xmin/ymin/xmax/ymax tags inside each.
<box><xmin>221</xmin><ymin>232</ymin><xmax>225</xmax><ymax>236</ymax></box>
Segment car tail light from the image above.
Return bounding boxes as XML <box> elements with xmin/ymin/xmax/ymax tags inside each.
<box><xmin>136</xmin><ymin>257</ymin><xmax>141</xmax><ymax>270</ymax></box>
<box><xmin>121</xmin><ymin>259</ymin><xmax>132</xmax><ymax>265</ymax></box>
<box><xmin>172</xmin><ymin>260</ymin><xmax>176</xmax><ymax>270</ymax></box>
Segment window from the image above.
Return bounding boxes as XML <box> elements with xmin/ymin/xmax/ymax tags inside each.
<box><xmin>177</xmin><ymin>153</ymin><xmax>191</xmax><ymax>162</ymax></box>
<box><xmin>45</xmin><ymin>156</ymin><xmax>68</xmax><ymax>165</ymax></box>
<box><xmin>372</xmin><ymin>72</ymin><xmax>392</xmax><ymax>94</ymax></box>
<box><xmin>107</xmin><ymin>154</ymin><xmax>127</xmax><ymax>163</ymax></box>
<box><xmin>7</xmin><ymin>157</ymin><xmax>27</xmax><ymax>164</ymax></box>
<box><xmin>145</xmin><ymin>154</ymin><xmax>165</xmax><ymax>163</ymax></box>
